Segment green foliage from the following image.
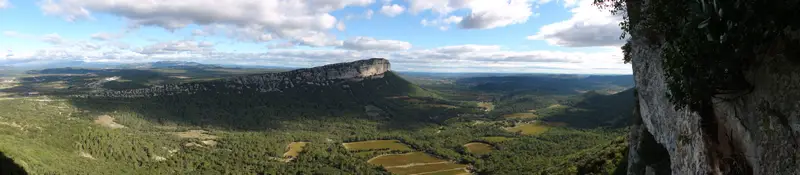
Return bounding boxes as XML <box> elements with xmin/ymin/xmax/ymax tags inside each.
<box><xmin>595</xmin><ymin>0</ymin><xmax>800</xmax><ymax>113</ymax></box>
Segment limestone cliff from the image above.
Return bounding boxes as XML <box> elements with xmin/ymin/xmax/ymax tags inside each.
<box><xmin>85</xmin><ymin>58</ymin><xmax>391</xmax><ymax>98</ymax></box>
<box><xmin>626</xmin><ymin>1</ymin><xmax>800</xmax><ymax>175</ymax></box>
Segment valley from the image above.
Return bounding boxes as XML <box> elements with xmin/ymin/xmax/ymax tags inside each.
<box><xmin>0</xmin><ymin>59</ymin><xmax>633</xmax><ymax>174</ymax></box>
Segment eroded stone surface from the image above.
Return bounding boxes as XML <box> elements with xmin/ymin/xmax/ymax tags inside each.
<box><xmin>627</xmin><ymin>1</ymin><xmax>800</xmax><ymax>174</ymax></box>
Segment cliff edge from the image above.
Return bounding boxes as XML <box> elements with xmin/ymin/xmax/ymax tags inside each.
<box><xmin>87</xmin><ymin>58</ymin><xmax>391</xmax><ymax>98</ymax></box>
<box><xmin>625</xmin><ymin>1</ymin><xmax>800</xmax><ymax>174</ymax></box>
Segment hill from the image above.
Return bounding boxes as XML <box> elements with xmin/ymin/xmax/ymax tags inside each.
<box><xmin>72</xmin><ymin>58</ymin><xmax>454</xmax><ymax>130</ymax></box>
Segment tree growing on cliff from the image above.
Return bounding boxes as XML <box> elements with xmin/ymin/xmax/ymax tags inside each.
<box><xmin>593</xmin><ymin>0</ymin><xmax>800</xmax><ymax>113</ymax></box>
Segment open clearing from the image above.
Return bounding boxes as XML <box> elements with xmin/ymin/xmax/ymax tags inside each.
<box><xmin>94</xmin><ymin>115</ymin><xmax>126</xmax><ymax>129</ymax></box>
<box><xmin>477</xmin><ymin>102</ymin><xmax>494</xmax><ymax>112</ymax></box>
<box><xmin>283</xmin><ymin>142</ymin><xmax>309</xmax><ymax>159</ymax></box>
<box><xmin>464</xmin><ymin>142</ymin><xmax>493</xmax><ymax>155</ymax></box>
<box><xmin>480</xmin><ymin>136</ymin><xmax>514</xmax><ymax>143</ymax></box>
<box><xmin>502</xmin><ymin>113</ymin><xmax>539</xmax><ymax>119</ymax></box>
<box><xmin>505</xmin><ymin>123</ymin><xmax>550</xmax><ymax>135</ymax></box>
<box><xmin>342</xmin><ymin>140</ymin><xmax>413</xmax><ymax>152</ymax></box>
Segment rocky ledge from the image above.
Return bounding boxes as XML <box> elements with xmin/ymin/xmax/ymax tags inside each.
<box><xmin>85</xmin><ymin>58</ymin><xmax>391</xmax><ymax>98</ymax></box>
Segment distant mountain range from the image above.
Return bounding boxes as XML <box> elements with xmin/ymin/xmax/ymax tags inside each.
<box><xmin>0</xmin><ymin>60</ymin><xmax>297</xmax><ymax>70</ymax></box>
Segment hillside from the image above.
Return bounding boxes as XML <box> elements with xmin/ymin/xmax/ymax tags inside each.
<box><xmin>0</xmin><ymin>58</ymin><xmax>633</xmax><ymax>175</ymax></box>
<box><xmin>71</xmin><ymin>58</ymin><xmax>454</xmax><ymax>129</ymax></box>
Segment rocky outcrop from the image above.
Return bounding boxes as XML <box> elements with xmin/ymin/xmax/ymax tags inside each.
<box><xmin>85</xmin><ymin>58</ymin><xmax>391</xmax><ymax>98</ymax></box>
<box><xmin>626</xmin><ymin>1</ymin><xmax>800</xmax><ymax>175</ymax></box>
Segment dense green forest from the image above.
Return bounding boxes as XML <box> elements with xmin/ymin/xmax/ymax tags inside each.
<box><xmin>0</xmin><ymin>65</ymin><xmax>634</xmax><ymax>174</ymax></box>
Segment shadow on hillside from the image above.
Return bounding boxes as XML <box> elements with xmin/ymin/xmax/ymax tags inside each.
<box><xmin>541</xmin><ymin>89</ymin><xmax>636</xmax><ymax>129</ymax></box>
<box><xmin>63</xmin><ymin>72</ymin><xmax>443</xmax><ymax>132</ymax></box>
<box><xmin>0</xmin><ymin>152</ymin><xmax>27</xmax><ymax>175</ymax></box>
<box><xmin>0</xmin><ymin>68</ymin><xmax>281</xmax><ymax>97</ymax></box>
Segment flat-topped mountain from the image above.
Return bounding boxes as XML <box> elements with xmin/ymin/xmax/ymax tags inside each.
<box><xmin>88</xmin><ymin>58</ymin><xmax>392</xmax><ymax>98</ymax></box>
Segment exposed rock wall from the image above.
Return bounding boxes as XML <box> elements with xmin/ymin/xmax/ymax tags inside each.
<box><xmin>84</xmin><ymin>58</ymin><xmax>391</xmax><ymax>98</ymax></box>
<box><xmin>627</xmin><ymin>1</ymin><xmax>800</xmax><ymax>175</ymax></box>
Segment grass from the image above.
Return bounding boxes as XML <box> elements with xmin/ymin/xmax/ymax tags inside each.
<box><xmin>283</xmin><ymin>142</ymin><xmax>309</xmax><ymax>158</ymax></box>
<box><xmin>480</xmin><ymin>136</ymin><xmax>514</xmax><ymax>143</ymax></box>
<box><xmin>384</xmin><ymin>162</ymin><xmax>468</xmax><ymax>175</ymax></box>
<box><xmin>505</xmin><ymin>123</ymin><xmax>550</xmax><ymax>135</ymax></box>
<box><xmin>477</xmin><ymin>102</ymin><xmax>494</xmax><ymax>112</ymax></box>
<box><xmin>342</xmin><ymin>140</ymin><xmax>413</xmax><ymax>152</ymax></box>
<box><xmin>502</xmin><ymin>113</ymin><xmax>539</xmax><ymax>119</ymax></box>
<box><xmin>464</xmin><ymin>142</ymin><xmax>493</xmax><ymax>155</ymax></box>
<box><xmin>367</xmin><ymin>152</ymin><xmax>445</xmax><ymax>167</ymax></box>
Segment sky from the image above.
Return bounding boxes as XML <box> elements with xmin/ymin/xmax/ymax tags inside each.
<box><xmin>0</xmin><ymin>0</ymin><xmax>630</xmax><ymax>74</ymax></box>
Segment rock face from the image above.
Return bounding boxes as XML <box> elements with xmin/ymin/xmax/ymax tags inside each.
<box><xmin>86</xmin><ymin>58</ymin><xmax>391</xmax><ymax>98</ymax></box>
<box><xmin>626</xmin><ymin>1</ymin><xmax>800</xmax><ymax>175</ymax></box>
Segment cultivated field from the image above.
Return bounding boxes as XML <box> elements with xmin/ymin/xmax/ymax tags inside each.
<box><xmin>367</xmin><ymin>152</ymin><xmax>469</xmax><ymax>175</ymax></box>
<box><xmin>505</xmin><ymin>123</ymin><xmax>550</xmax><ymax>135</ymax></box>
<box><xmin>342</xmin><ymin>140</ymin><xmax>413</xmax><ymax>152</ymax></box>
<box><xmin>384</xmin><ymin>162</ymin><xmax>468</xmax><ymax>175</ymax></box>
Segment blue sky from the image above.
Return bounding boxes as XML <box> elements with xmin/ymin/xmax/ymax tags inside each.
<box><xmin>0</xmin><ymin>0</ymin><xmax>630</xmax><ymax>74</ymax></box>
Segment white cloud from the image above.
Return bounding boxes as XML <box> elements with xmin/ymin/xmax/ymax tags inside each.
<box><xmin>408</xmin><ymin>0</ymin><xmax>534</xmax><ymax>30</ymax></box>
<box><xmin>459</xmin><ymin>0</ymin><xmax>533</xmax><ymax>29</ymax></box>
<box><xmin>1</xmin><ymin>42</ymin><xmax>630</xmax><ymax>74</ymax></box>
<box><xmin>340</xmin><ymin>37</ymin><xmax>412</xmax><ymax>51</ymax></box>
<box><xmin>136</xmin><ymin>40</ymin><xmax>215</xmax><ymax>55</ymax></box>
<box><xmin>41</xmin><ymin>33</ymin><xmax>64</xmax><ymax>45</ymax></box>
<box><xmin>380</xmin><ymin>4</ymin><xmax>405</xmax><ymax>17</ymax></box>
<box><xmin>421</xmin><ymin>16</ymin><xmax>463</xmax><ymax>30</ymax></box>
<box><xmin>365</xmin><ymin>9</ymin><xmax>374</xmax><ymax>19</ymax></box>
<box><xmin>267</xmin><ymin>42</ymin><xmax>297</xmax><ymax>49</ymax></box>
<box><xmin>38</xmin><ymin>0</ymin><xmax>375</xmax><ymax>47</ymax></box>
<box><xmin>336</xmin><ymin>21</ymin><xmax>347</xmax><ymax>31</ymax></box>
<box><xmin>191</xmin><ymin>29</ymin><xmax>211</xmax><ymax>36</ymax></box>
<box><xmin>90</xmin><ymin>32</ymin><xmax>122</xmax><ymax>41</ymax></box>
<box><xmin>2</xmin><ymin>31</ymin><xmax>20</xmax><ymax>37</ymax></box>
<box><xmin>527</xmin><ymin>0</ymin><xmax>625</xmax><ymax>47</ymax></box>
<box><xmin>0</xmin><ymin>0</ymin><xmax>10</xmax><ymax>9</ymax></box>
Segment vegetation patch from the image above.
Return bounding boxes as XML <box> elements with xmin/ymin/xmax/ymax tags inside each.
<box><xmin>477</xmin><ymin>102</ymin><xmax>494</xmax><ymax>112</ymax></box>
<box><xmin>283</xmin><ymin>142</ymin><xmax>309</xmax><ymax>159</ymax></box>
<box><xmin>93</xmin><ymin>115</ymin><xmax>126</xmax><ymax>129</ymax></box>
<box><xmin>171</xmin><ymin>130</ymin><xmax>218</xmax><ymax>140</ymax></box>
<box><xmin>479</xmin><ymin>136</ymin><xmax>514</xmax><ymax>143</ymax></box>
<box><xmin>502</xmin><ymin>113</ymin><xmax>539</xmax><ymax>119</ymax></box>
<box><xmin>505</xmin><ymin>123</ymin><xmax>550</xmax><ymax>135</ymax></box>
<box><xmin>464</xmin><ymin>142</ymin><xmax>494</xmax><ymax>155</ymax></box>
<box><xmin>342</xmin><ymin>140</ymin><xmax>413</xmax><ymax>152</ymax></box>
